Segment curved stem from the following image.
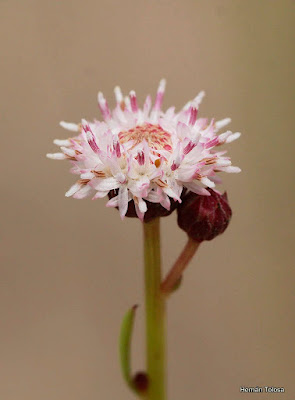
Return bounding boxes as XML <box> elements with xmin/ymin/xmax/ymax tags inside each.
<box><xmin>143</xmin><ymin>218</ymin><xmax>166</xmax><ymax>400</ymax></box>
<box><xmin>161</xmin><ymin>238</ymin><xmax>200</xmax><ymax>295</ymax></box>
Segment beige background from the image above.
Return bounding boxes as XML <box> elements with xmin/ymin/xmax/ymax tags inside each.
<box><xmin>1</xmin><ymin>1</ymin><xmax>295</xmax><ymax>399</ymax></box>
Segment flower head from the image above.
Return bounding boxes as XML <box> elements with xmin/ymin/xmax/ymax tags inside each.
<box><xmin>47</xmin><ymin>80</ymin><xmax>241</xmax><ymax>221</ymax></box>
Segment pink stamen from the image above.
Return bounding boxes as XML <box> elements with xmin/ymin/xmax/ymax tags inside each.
<box><xmin>87</xmin><ymin>134</ymin><xmax>99</xmax><ymax>153</ymax></box>
<box><xmin>114</xmin><ymin>86</ymin><xmax>123</xmax><ymax>104</ymax></box>
<box><xmin>183</xmin><ymin>141</ymin><xmax>196</xmax><ymax>155</ymax></box>
<box><xmin>98</xmin><ymin>92</ymin><xmax>111</xmax><ymax>120</ymax></box>
<box><xmin>137</xmin><ymin>151</ymin><xmax>145</xmax><ymax>166</ymax></box>
<box><xmin>114</xmin><ymin>141</ymin><xmax>121</xmax><ymax>158</ymax></box>
<box><xmin>205</xmin><ymin>137</ymin><xmax>219</xmax><ymax>149</ymax></box>
<box><xmin>129</xmin><ymin>91</ymin><xmax>138</xmax><ymax>112</ymax></box>
<box><xmin>189</xmin><ymin>106</ymin><xmax>198</xmax><ymax>125</ymax></box>
<box><xmin>83</xmin><ymin>124</ymin><xmax>99</xmax><ymax>153</ymax></box>
<box><xmin>171</xmin><ymin>161</ymin><xmax>179</xmax><ymax>171</ymax></box>
<box><xmin>82</xmin><ymin>122</ymin><xmax>91</xmax><ymax>133</ymax></box>
<box><xmin>154</xmin><ymin>79</ymin><xmax>166</xmax><ymax>111</ymax></box>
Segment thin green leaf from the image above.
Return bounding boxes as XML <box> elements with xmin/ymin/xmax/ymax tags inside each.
<box><xmin>119</xmin><ymin>305</ymin><xmax>138</xmax><ymax>392</ymax></box>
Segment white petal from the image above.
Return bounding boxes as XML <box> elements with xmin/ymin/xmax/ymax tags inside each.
<box><xmin>164</xmin><ymin>106</ymin><xmax>175</xmax><ymax>118</ymax></box>
<box><xmin>118</xmin><ymin>186</ymin><xmax>129</xmax><ymax>219</ymax></box>
<box><xmin>175</xmin><ymin>167</ymin><xmax>195</xmax><ymax>182</ymax></box>
<box><xmin>114</xmin><ymin>86</ymin><xmax>123</xmax><ymax>103</ymax></box>
<box><xmin>143</xmin><ymin>95</ymin><xmax>152</xmax><ymax>117</ymax></box>
<box><xmin>218</xmin><ymin>131</ymin><xmax>232</xmax><ymax>142</ymax></box>
<box><xmin>225</xmin><ymin>132</ymin><xmax>241</xmax><ymax>143</ymax></box>
<box><xmin>92</xmin><ymin>177</ymin><xmax>119</xmax><ymax>191</ymax></box>
<box><xmin>176</xmin><ymin>122</ymin><xmax>190</xmax><ymax>140</ymax></box>
<box><xmin>92</xmin><ymin>191</ymin><xmax>109</xmax><ymax>200</ymax></box>
<box><xmin>160</xmin><ymin>194</ymin><xmax>171</xmax><ymax>210</ymax></box>
<box><xmin>163</xmin><ymin>186</ymin><xmax>181</xmax><ymax>202</ymax></box>
<box><xmin>65</xmin><ymin>182</ymin><xmax>82</xmax><ymax>197</ymax></box>
<box><xmin>184</xmin><ymin>182</ymin><xmax>211</xmax><ymax>196</ymax></box>
<box><xmin>201</xmin><ymin>177</ymin><xmax>215</xmax><ymax>188</ymax></box>
<box><xmin>193</xmin><ymin>90</ymin><xmax>205</xmax><ymax>107</ymax></box>
<box><xmin>134</xmin><ymin>202</ymin><xmax>145</xmax><ymax>221</ymax></box>
<box><xmin>214</xmin><ymin>159</ymin><xmax>231</xmax><ymax>167</ymax></box>
<box><xmin>61</xmin><ymin>147</ymin><xmax>76</xmax><ymax>157</ymax></box>
<box><xmin>209</xmin><ymin>175</ymin><xmax>223</xmax><ymax>184</ymax></box>
<box><xmin>115</xmin><ymin>172</ymin><xmax>126</xmax><ymax>184</ymax></box>
<box><xmin>183</xmin><ymin>99</ymin><xmax>192</xmax><ymax>110</ymax></box>
<box><xmin>73</xmin><ymin>185</ymin><xmax>92</xmax><ymax>199</ymax></box>
<box><xmin>108</xmin><ymin>158</ymin><xmax>122</xmax><ymax>177</ymax></box>
<box><xmin>80</xmin><ymin>171</ymin><xmax>95</xmax><ymax>179</ymax></box>
<box><xmin>53</xmin><ymin>139</ymin><xmax>71</xmax><ymax>146</ymax></box>
<box><xmin>220</xmin><ymin>166</ymin><xmax>241</xmax><ymax>173</ymax></box>
<box><xmin>106</xmin><ymin>196</ymin><xmax>119</xmax><ymax>207</ymax></box>
<box><xmin>138</xmin><ymin>198</ymin><xmax>147</xmax><ymax>213</ymax></box>
<box><xmin>46</xmin><ymin>153</ymin><xmax>66</xmax><ymax>160</ymax></box>
<box><xmin>70</xmin><ymin>166</ymin><xmax>81</xmax><ymax>174</ymax></box>
<box><xmin>146</xmin><ymin>191</ymin><xmax>161</xmax><ymax>203</ymax></box>
<box><xmin>215</xmin><ymin>118</ymin><xmax>231</xmax><ymax>131</ymax></box>
<box><xmin>59</xmin><ymin>121</ymin><xmax>79</xmax><ymax>132</ymax></box>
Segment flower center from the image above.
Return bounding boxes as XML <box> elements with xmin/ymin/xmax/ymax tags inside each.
<box><xmin>118</xmin><ymin>123</ymin><xmax>172</xmax><ymax>152</ymax></box>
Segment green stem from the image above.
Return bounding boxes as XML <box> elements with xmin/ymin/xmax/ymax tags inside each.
<box><xmin>143</xmin><ymin>218</ymin><xmax>166</xmax><ymax>400</ymax></box>
<box><xmin>161</xmin><ymin>238</ymin><xmax>200</xmax><ymax>295</ymax></box>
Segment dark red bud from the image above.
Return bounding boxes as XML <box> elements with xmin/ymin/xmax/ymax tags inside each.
<box><xmin>133</xmin><ymin>371</ymin><xmax>149</xmax><ymax>392</ymax></box>
<box><xmin>177</xmin><ymin>189</ymin><xmax>232</xmax><ymax>242</ymax></box>
<box><xmin>108</xmin><ymin>190</ymin><xmax>179</xmax><ymax>223</ymax></box>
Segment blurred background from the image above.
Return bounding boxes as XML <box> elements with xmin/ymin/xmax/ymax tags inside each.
<box><xmin>1</xmin><ymin>1</ymin><xmax>295</xmax><ymax>399</ymax></box>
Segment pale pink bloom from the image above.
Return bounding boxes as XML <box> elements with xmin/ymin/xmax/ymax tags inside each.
<box><xmin>47</xmin><ymin>80</ymin><xmax>241</xmax><ymax>221</ymax></box>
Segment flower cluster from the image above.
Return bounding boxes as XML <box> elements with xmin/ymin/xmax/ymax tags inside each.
<box><xmin>47</xmin><ymin>80</ymin><xmax>241</xmax><ymax>220</ymax></box>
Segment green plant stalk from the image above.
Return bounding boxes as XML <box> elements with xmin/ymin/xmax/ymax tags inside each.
<box><xmin>143</xmin><ymin>218</ymin><xmax>166</xmax><ymax>400</ymax></box>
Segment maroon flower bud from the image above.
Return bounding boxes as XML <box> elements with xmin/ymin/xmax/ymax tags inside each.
<box><xmin>177</xmin><ymin>189</ymin><xmax>232</xmax><ymax>242</ymax></box>
<box><xmin>108</xmin><ymin>189</ymin><xmax>179</xmax><ymax>223</ymax></box>
<box><xmin>133</xmin><ymin>371</ymin><xmax>149</xmax><ymax>393</ymax></box>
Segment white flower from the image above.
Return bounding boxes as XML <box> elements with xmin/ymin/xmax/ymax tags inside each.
<box><xmin>47</xmin><ymin>80</ymin><xmax>241</xmax><ymax>221</ymax></box>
